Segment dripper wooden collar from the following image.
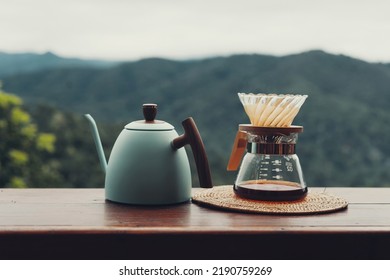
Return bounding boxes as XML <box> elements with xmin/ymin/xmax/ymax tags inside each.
<box><xmin>238</xmin><ymin>124</ymin><xmax>303</xmax><ymax>135</ymax></box>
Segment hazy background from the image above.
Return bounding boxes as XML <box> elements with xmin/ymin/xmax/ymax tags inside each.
<box><xmin>1</xmin><ymin>0</ymin><xmax>390</xmax><ymax>188</ymax></box>
<box><xmin>1</xmin><ymin>0</ymin><xmax>390</xmax><ymax>62</ymax></box>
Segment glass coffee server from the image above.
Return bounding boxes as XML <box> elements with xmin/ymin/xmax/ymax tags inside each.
<box><xmin>228</xmin><ymin>93</ymin><xmax>308</xmax><ymax>201</ymax></box>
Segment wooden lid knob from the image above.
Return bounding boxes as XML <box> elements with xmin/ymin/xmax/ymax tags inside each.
<box><xmin>143</xmin><ymin>104</ymin><xmax>157</xmax><ymax>122</ymax></box>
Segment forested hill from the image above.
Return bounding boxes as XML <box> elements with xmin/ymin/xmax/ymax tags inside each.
<box><xmin>2</xmin><ymin>50</ymin><xmax>390</xmax><ymax>187</ymax></box>
<box><xmin>0</xmin><ymin>51</ymin><xmax>117</xmax><ymax>78</ymax></box>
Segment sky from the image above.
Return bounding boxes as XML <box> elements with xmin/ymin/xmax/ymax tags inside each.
<box><xmin>1</xmin><ymin>0</ymin><xmax>390</xmax><ymax>62</ymax></box>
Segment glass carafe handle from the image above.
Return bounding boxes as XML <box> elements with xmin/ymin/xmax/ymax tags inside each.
<box><xmin>227</xmin><ymin>130</ymin><xmax>247</xmax><ymax>171</ymax></box>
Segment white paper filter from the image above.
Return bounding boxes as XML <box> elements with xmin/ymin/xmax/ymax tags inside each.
<box><xmin>238</xmin><ymin>93</ymin><xmax>307</xmax><ymax>127</ymax></box>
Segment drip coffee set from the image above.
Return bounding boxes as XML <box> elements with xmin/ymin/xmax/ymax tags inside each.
<box><xmin>86</xmin><ymin>93</ymin><xmax>348</xmax><ymax>214</ymax></box>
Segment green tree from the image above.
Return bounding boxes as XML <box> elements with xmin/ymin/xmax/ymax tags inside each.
<box><xmin>0</xmin><ymin>88</ymin><xmax>56</xmax><ymax>188</ymax></box>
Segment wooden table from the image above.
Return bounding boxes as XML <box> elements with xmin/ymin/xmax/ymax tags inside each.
<box><xmin>0</xmin><ymin>187</ymin><xmax>389</xmax><ymax>260</ymax></box>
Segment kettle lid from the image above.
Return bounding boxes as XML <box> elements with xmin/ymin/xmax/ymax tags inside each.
<box><xmin>125</xmin><ymin>104</ymin><xmax>174</xmax><ymax>131</ymax></box>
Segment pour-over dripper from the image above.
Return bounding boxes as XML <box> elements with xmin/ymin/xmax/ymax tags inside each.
<box><xmin>228</xmin><ymin>93</ymin><xmax>308</xmax><ymax>201</ymax></box>
<box><xmin>238</xmin><ymin>93</ymin><xmax>307</xmax><ymax>127</ymax></box>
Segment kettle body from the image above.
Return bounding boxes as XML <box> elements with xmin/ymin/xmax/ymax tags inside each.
<box><xmin>85</xmin><ymin>103</ymin><xmax>212</xmax><ymax>205</ymax></box>
<box><xmin>106</xmin><ymin>129</ymin><xmax>191</xmax><ymax>204</ymax></box>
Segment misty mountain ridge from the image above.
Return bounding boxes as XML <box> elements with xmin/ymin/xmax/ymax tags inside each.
<box><xmin>1</xmin><ymin>50</ymin><xmax>390</xmax><ymax>187</ymax></box>
<box><xmin>2</xmin><ymin>49</ymin><xmax>389</xmax><ymax>79</ymax></box>
<box><xmin>0</xmin><ymin>51</ymin><xmax>119</xmax><ymax>78</ymax></box>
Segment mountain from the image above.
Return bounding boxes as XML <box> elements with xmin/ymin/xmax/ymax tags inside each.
<box><xmin>2</xmin><ymin>50</ymin><xmax>390</xmax><ymax>187</ymax></box>
<box><xmin>0</xmin><ymin>51</ymin><xmax>118</xmax><ymax>78</ymax></box>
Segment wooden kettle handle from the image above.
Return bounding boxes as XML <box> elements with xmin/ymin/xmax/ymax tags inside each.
<box><xmin>172</xmin><ymin>118</ymin><xmax>213</xmax><ymax>188</ymax></box>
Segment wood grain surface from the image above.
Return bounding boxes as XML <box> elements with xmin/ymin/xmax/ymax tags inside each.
<box><xmin>1</xmin><ymin>187</ymin><xmax>390</xmax><ymax>259</ymax></box>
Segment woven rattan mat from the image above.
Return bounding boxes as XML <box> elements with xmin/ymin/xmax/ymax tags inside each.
<box><xmin>192</xmin><ymin>185</ymin><xmax>348</xmax><ymax>215</ymax></box>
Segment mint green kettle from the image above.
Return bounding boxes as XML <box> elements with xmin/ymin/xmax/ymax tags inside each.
<box><xmin>85</xmin><ymin>104</ymin><xmax>212</xmax><ymax>205</ymax></box>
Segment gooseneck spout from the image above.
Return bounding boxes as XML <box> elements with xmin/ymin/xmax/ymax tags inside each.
<box><xmin>84</xmin><ymin>114</ymin><xmax>107</xmax><ymax>173</ymax></box>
